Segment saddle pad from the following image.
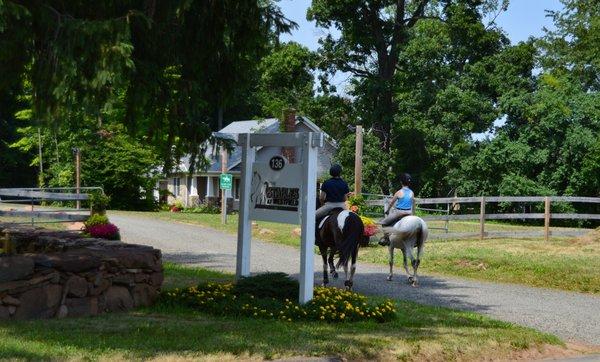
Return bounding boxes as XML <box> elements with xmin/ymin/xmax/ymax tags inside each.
<box><xmin>318</xmin><ymin>215</ymin><xmax>330</xmax><ymax>230</ymax></box>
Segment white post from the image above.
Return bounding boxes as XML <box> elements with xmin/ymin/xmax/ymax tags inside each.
<box><xmin>299</xmin><ymin>132</ymin><xmax>319</xmax><ymax>304</ymax></box>
<box><xmin>236</xmin><ymin>134</ymin><xmax>255</xmax><ymax>279</ymax></box>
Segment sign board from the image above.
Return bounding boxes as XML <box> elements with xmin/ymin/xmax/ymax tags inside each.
<box><xmin>236</xmin><ymin>132</ymin><xmax>323</xmax><ymax>304</ymax></box>
<box><xmin>219</xmin><ymin>173</ymin><xmax>232</xmax><ymax>190</ymax></box>
<box><xmin>249</xmin><ymin>157</ymin><xmax>300</xmax><ymax>224</ymax></box>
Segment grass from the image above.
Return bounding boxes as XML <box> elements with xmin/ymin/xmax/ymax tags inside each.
<box><xmin>360</xmin><ymin>237</ymin><xmax>600</xmax><ymax>294</ymax></box>
<box><xmin>0</xmin><ymin>263</ymin><xmax>566</xmax><ymax>361</ymax></box>
<box><xmin>114</xmin><ymin>211</ymin><xmax>600</xmax><ymax>294</ymax></box>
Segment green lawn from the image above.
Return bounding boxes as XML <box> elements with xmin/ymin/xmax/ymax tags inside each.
<box><xmin>114</xmin><ymin>211</ymin><xmax>600</xmax><ymax>294</ymax></box>
<box><xmin>0</xmin><ymin>263</ymin><xmax>567</xmax><ymax>361</ymax></box>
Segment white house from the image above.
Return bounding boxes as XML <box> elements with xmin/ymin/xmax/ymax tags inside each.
<box><xmin>157</xmin><ymin>115</ymin><xmax>338</xmax><ymax>209</ymax></box>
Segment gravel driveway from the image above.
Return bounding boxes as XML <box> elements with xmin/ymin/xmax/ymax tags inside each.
<box><xmin>110</xmin><ymin>212</ymin><xmax>600</xmax><ymax>346</ymax></box>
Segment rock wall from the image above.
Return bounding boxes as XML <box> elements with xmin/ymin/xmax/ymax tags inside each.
<box><xmin>0</xmin><ymin>224</ymin><xmax>163</xmax><ymax>319</ymax></box>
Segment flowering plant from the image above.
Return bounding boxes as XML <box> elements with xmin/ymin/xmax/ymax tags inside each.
<box><xmin>86</xmin><ymin>222</ymin><xmax>120</xmax><ymax>240</ymax></box>
<box><xmin>159</xmin><ymin>275</ymin><xmax>396</xmax><ymax>323</ymax></box>
<box><xmin>360</xmin><ymin>216</ymin><xmax>379</xmax><ymax>237</ymax></box>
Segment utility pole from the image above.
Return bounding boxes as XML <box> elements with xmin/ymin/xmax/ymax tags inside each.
<box><xmin>73</xmin><ymin>148</ymin><xmax>81</xmax><ymax>209</ymax></box>
<box><xmin>354</xmin><ymin>125</ymin><xmax>363</xmax><ymax>195</ymax></box>
<box><xmin>221</xmin><ymin>148</ymin><xmax>228</xmax><ymax>224</ymax></box>
<box><xmin>37</xmin><ymin>128</ymin><xmax>43</xmax><ymax>187</ymax></box>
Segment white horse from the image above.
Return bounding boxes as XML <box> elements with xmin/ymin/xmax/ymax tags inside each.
<box><xmin>383</xmin><ymin>215</ymin><xmax>428</xmax><ymax>286</ymax></box>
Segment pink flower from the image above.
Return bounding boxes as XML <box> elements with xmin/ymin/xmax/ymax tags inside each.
<box><xmin>87</xmin><ymin>223</ymin><xmax>120</xmax><ymax>240</ymax></box>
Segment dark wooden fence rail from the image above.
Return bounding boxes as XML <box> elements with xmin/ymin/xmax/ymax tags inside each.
<box><xmin>365</xmin><ymin>195</ymin><xmax>600</xmax><ymax>240</ymax></box>
<box><xmin>0</xmin><ymin>187</ymin><xmax>103</xmax><ymax>225</ymax></box>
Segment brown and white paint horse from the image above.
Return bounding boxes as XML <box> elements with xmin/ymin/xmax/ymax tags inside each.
<box><xmin>316</xmin><ymin>209</ymin><xmax>364</xmax><ymax>290</ymax></box>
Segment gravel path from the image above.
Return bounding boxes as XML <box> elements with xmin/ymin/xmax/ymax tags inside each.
<box><xmin>110</xmin><ymin>213</ymin><xmax>600</xmax><ymax>346</ymax></box>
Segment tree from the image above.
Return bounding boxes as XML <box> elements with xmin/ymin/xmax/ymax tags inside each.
<box><xmin>308</xmin><ymin>0</ymin><xmax>511</xmax><ymax>194</ymax></box>
<box><xmin>257</xmin><ymin>42</ymin><xmax>315</xmax><ymax>118</ymax></box>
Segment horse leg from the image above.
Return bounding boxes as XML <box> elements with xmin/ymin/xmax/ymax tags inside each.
<box><xmin>328</xmin><ymin>251</ymin><xmax>338</xmax><ymax>278</ymax></box>
<box><xmin>320</xmin><ymin>246</ymin><xmax>329</xmax><ymax>286</ymax></box>
<box><xmin>345</xmin><ymin>247</ymin><xmax>358</xmax><ymax>290</ymax></box>
<box><xmin>402</xmin><ymin>247</ymin><xmax>412</xmax><ymax>281</ymax></box>
<box><xmin>406</xmin><ymin>247</ymin><xmax>417</xmax><ymax>287</ymax></box>
<box><xmin>413</xmin><ymin>244</ymin><xmax>424</xmax><ymax>286</ymax></box>
<box><xmin>387</xmin><ymin>245</ymin><xmax>394</xmax><ymax>281</ymax></box>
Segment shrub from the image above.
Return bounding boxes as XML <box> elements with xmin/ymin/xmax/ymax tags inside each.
<box><xmin>84</xmin><ymin>214</ymin><xmax>109</xmax><ymax>229</ymax></box>
<box><xmin>170</xmin><ymin>200</ymin><xmax>184</xmax><ymax>212</ymax></box>
<box><xmin>159</xmin><ymin>273</ymin><xmax>396</xmax><ymax>323</ymax></box>
<box><xmin>87</xmin><ymin>223</ymin><xmax>121</xmax><ymax>240</ymax></box>
<box><xmin>182</xmin><ymin>203</ymin><xmax>221</xmax><ymax>214</ymax></box>
<box><xmin>233</xmin><ymin>272</ymin><xmax>299</xmax><ymax>301</ymax></box>
<box><xmin>89</xmin><ymin>192</ymin><xmax>110</xmax><ymax>215</ymax></box>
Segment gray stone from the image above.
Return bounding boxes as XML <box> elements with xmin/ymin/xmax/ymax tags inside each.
<box><xmin>104</xmin><ymin>286</ymin><xmax>133</xmax><ymax>312</ymax></box>
<box><xmin>132</xmin><ymin>284</ymin><xmax>158</xmax><ymax>307</ymax></box>
<box><xmin>112</xmin><ymin>274</ymin><xmax>135</xmax><ymax>287</ymax></box>
<box><xmin>0</xmin><ymin>256</ymin><xmax>34</xmax><ymax>282</ymax></box>
<box><xmin>66</xmin><ymin>276</ymin><xmax>88</xmax><ymax>298</ymax></box>
<box><xmin>89</xmin><ymin>279</ymin><xmax>111</xmax><ymax>296</ymax></box>
<box><xmin>0</xmin><ymin>305</ymin><xmax>9</xmax><ymax>318</ymax></box>
<box><xmin>64</xmin><ymin>297</ymin><xmax>97</xmax><ymax>317</ymax></box>
<box><xmin>44</xmin><ymin>284</ymin><xmax>62</xmax><ymax>309</ymax></box>
<box><xmin>2</xmin><ymin>295</ymin><xmax>21</xmax><ymax>306</ymax></box>
<box><xmin>8</xmin><ymin>305</ymin><xmax>16</xmax><ymax>315</ymax></box>
<box><xmin>13</xmin><ymin>287</ymin><xmax>46</xmax><ymax>319</ymax></box>
<box><xmin>149</xmin><ymin>272</ymin><xmax>164</xmax><ymax>287</ymax></box>
<box><xmin>56</xmin><ymin>304</ymin><xmax>68</xmax><ymax>319</ymax></box>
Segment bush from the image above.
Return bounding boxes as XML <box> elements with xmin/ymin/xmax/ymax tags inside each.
<box><xmin>159</xmin><ymin>273</ymin><xmax>396</xmax><ymax>323</ymax></box>
<box><xmin>89</xmin><ymin>192</ymin><xmax>110</xmax><ymax>215</ymax></box>
<box><xmin>182</xmin><ymin>203</ymin><xmax>221</xmax><ymax>214</ymax></box>
<box><xmin>84</xmin><ymin>214</ymin><xmax>109</xmax><ymax>228</ymax></box>
<box><xmin>233</xmin><ymin>272</ymin><xmax>299</xmax><ymax>301</ymax></box>
<box><xmin>87</xmin><ymin>223</ymin><xmax>121</xmax><ymax>240</ymax></box>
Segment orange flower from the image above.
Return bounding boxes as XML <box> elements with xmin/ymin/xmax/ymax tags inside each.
<box><xmin>350</xmin><ymin>205</ymin><xmax>359</xmax><ymax>212</ymax></box>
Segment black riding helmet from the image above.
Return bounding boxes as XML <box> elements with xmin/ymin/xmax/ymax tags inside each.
<box><xmin>400</xmin><ymin>173</ymin><xmax>412</xmax><ymax>186</ymax></box>
<box><xmin>329</xmin><ymin>164</ymin><xmax>342</xmax><ymax>177</ymax></box>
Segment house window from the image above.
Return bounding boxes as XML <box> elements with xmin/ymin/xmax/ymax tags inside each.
<box><xmin>234</xmin><ymin>178</ymin><xmax>241</xmax><ymax>199</ymax></box>
<box><xmin>173</xmin><ymin>177</ymin><xmax>180</xmax><ymax>197</ymax></box>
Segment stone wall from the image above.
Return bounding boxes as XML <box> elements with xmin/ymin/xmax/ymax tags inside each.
<box><xmin>0</xmin><ymin>224</ymin><xmax>163</xmax><ymax>319</ymax></box>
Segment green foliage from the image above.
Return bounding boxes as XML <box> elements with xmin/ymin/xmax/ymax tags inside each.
<box><xmin>182</xmin><ymin>203</ymin><xmax>220</xmax><ymax>215</ymax></box>
<box><xmin>257</xmin><ymin>42</ymin><xmax>315</xmax><ymax>118</ymax></box>
<box><xmin>84</xmin><ymin>214</ymin><xmax>110</xmax><ymax>229</ymax></box>
<box><xmin>89</xmin><ymin>192</ymin><xmax>111</xmax><ymax>214</ymax></box>
<box><xmin>160</xmin><ymin>276</ymin><xmax>397</xmax><ymax>323</ymax></box>
<box><xmin>233</xmin><ymin>272</ymin><xmax>299</xmax><ymax>301</ymax></box>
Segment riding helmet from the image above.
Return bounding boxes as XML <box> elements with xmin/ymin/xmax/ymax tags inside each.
<box><xmin>329</xmin><ymin>164</ymin><xmax>342</xmax><ymax>177</ymax></box>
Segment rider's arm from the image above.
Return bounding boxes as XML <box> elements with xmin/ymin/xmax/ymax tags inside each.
<box><xmin>387</xmin><ymin>191</ymin><xmax>399</xmax><ymax>213</ymax></box>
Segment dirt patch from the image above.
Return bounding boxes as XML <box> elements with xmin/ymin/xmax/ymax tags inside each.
<box><xmin>456</xmin><ymin>259</ymin><xmax>488</xmax><ymax>271</ymax></box>
<box><xmin>569</xmin><ymin>227</ymin><xmax>600</xmax><ymax>245</ymax></box>
<box><xmin>506</xmin><ymin>341</ymin><xmax>600</xmax><ymax>361</ymax></box>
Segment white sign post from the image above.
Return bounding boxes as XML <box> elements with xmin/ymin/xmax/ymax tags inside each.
<box><xmin>236</xmin><ymin>132</ymin><xmax>323</xmax><ymax>304</ymax></box>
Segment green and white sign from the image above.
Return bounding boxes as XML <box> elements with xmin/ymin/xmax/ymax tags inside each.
<box><xmin>220</xmin><ymin>173</ymin><xmax>233</xmax><ymax>190</ymax></box>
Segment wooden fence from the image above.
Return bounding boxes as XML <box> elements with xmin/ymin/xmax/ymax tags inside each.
<box><xmin>0</xmin><ymin>187</ymin><xmax>102</xmax><ymax>225</ymax></box>
<box><xmin>366</xmin><ymin>195</ymin><xmax>600</xmax><ymax>240</ymax></box>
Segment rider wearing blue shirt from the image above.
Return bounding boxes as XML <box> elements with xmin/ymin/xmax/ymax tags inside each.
<box><xmin>316</xmin><ymin>164</ymin><xmax>350</xmax><ymax>219</ymax></box>
<box><xmin>378</xmin><ymin>173</ymin><xmax>415</xmax><ymax>246</ymax></box>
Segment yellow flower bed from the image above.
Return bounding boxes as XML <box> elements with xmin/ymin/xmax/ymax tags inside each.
<box><xmin>160</xmin><ymin>282</ymin><xmax>396</xmax><ymax>323</ymax></box>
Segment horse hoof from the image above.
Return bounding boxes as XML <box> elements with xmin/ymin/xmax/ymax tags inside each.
<box><xmin>411</xmin><ymin>281</ymin><xmax>418</xmax><ymax>288</ymax></box>
<box><xmin>386</xmin><ymin>275</ymin><xmax>392</xmax><ymax>281</ymax></box>
<box><xmin>408</xmin><ymin>276</ymin><xmax>414</xmax><ymax>283</ymax></box>
<box><xmin>344</xmin><ymin>280</ymin><xmax>353</xmax><ymax>290</ymax></box>
<box><xmin>332</xmin><ymin>272</ymin><xmax>339</xmax><ymax>279</ymax></box>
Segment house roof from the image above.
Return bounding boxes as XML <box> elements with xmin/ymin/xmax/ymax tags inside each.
<box><xmin>174</xmin><ymin>116</ymin><xmax>336</xmax><ymax>175</ymax></box>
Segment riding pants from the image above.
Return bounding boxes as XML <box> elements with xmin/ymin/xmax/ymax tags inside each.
<box><xmin>316</xmin><ymin>202</ymin><xmax>347</xmax><ymax>220</ymax></box>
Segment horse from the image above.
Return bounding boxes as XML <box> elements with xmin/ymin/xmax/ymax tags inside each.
<box><xmin>316</xmin><ymin>209</ymin><xmax>364</xmax><ymax>290</ymax></box>
<box><xmin>383</xmin><ymin>215</ymin><xmax>428</xmax><ymax>287</ymax></box>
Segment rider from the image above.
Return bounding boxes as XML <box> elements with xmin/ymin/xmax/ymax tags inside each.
<box><xmin>378</xmin><ymin>173</ymin><xmax>415</xmax><ymax>246</ymax></box>
<box><xmin>316</xmin><ymin>164</ymin><xmax>350</xmax><ymax>220</ymax></box>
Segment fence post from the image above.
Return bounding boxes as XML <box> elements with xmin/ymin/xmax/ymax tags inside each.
<box><xmin>479</xmin><ymin>196</ymin><xmax>486</xmax><ymax>240</ymax></box>
<box><xmin>544</xmin><ymin>196</ymin><xmax>551</xmax><ymax>241</ymax></box>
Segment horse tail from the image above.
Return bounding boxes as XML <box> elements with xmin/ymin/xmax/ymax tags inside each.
<box><xmin>415</xmin><ymin>218</ymin><xmax>428</xmax><ymax>248</ymax></box>
<box><xmin>336</xmin><ymin>212</ymin><xmax>363</xmax><ymax>269</ymax></box>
